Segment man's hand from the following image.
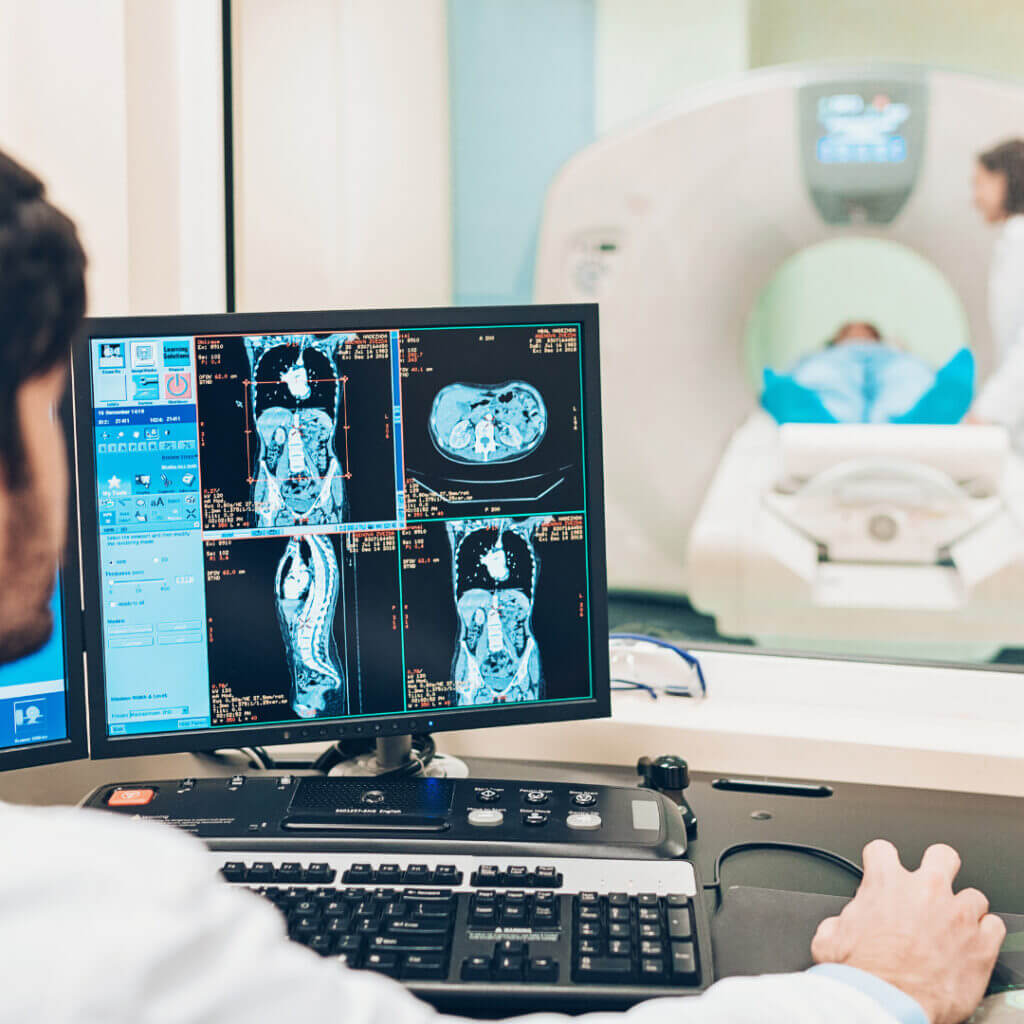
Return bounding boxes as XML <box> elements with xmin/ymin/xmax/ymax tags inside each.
<box><xmin>811</xmin><ymin>841</ymin><xmax>1005</xmax><ymax>1024</ymax></box>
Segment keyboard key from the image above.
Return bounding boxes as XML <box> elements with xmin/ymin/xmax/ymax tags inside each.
<box><xmin>578</xmin><ymin>907</ymin><xmax>601</xmax><ymax>921</ymax></box>
<box><xmin>535</xmin><ymin>891</ymin><xmax>556</xmax><ymax>905</ymax></box>
<box><xmin>578</xmin><ymin>892</ymin><xmax>599</xmax><ymax>905</ymax></box>
<box><xmin>326</xmin><ymin>918</ymin><xmax>352</xmax><ymax>934</ymax></box>
<box><xmin>343</xmin><ymin>864</ymin><xmax>373</xmax><ymax>883</ymax></box>
<box><xmin>608</xmin><ymin>923</ymin><xmax>630</xmax><ymax>939</ymax></box>
<box><xmin>640</xmin><ymin>923</ymin><xmax>662</xmax><ymax>940</ymax></box>
<box><xmin>668</xmin><ymin>910</ymin><xmax>693</xmax><ymax>940</ymax></box>
<box><xmin>667</xmin><ymin>894</ymin><xmax>691</xmax><ymax>908</ymax></box>
<box><xmin>375</xmin><ymin>865</ymin><xmax>401</xmax><ymax>884</ymax></box>
<box><xmin>384</xmin><ymin>900</ymin><xmax>408</xmax><ymax>919</ymax></box>
<box><xmin>575</xmin><ymin>955</ymin><xmax>634</xmax><ymax>982</ymax></box>
<box><xmin>275</xmin><ymin>862</ymin><xmax>303</xmax><ymax>882</ymax></box>
<box><xmin>671</xmin><ymin>941</ymin><xmax>698</xmax><ymax>981</ymax></box>
<box><xmin>290</xmin><ymin>917</ymin><xmax>319</xmax><ymax>939</ymax></box>
<box><xmin>638</xmin><ymin>894</ymin><xmax>659</xmax><ymax>907</ymax></box>
<box><xmin>578</xmin><ymin>938</ymin><xmax>602</xmax><ymax>955</ymax></box>
<box><xmin>506</xmin><ymin>865</ymin><xmax>531</xmax><ymax>884</ymax></box>
<box><xmin>608</xmin><ymin>939</ymin><xmax>632</xmax><ymax>957</ymax></box>
<box><xmin>414</xmin><ymin>902</ymin><xmax>453</xmax><ymax>919</ymax></box>
<box><xmin>403</xmin><ymin>865</ymin><xmax>431</xmax><ymax>883</ymax></box>
<box><xmin>355</xmin><ymin>917</ymin><xmax>381</xmax><ymax>935</ymax></box>
<box><xmin>371</xmin><ymin>935</ymin><xmax>447</xmax><ymax>953</ymax></box>
<box><xmin>527</xmin><ymin>957</ymin><xmax>559</xmax><ymax>982</ymax></box>
<box><xmin>386</xmin><ymin>919</ymin><xmax>449</xmax><ymax>936</ymax></box>
<box><xmin>403</xmin><ymin>953</ymin><xmax>446</xmax><ymax>980</ymax></box>
<box><xmin>220</xmin><ymin>861</ymin><xmax>246</xmax><ymax>882</ymax></box>
<box><xmin>470</xmin><ymin>906</ymin><xmax>496</xmax><ymax>925</ymax></box>
<box><xmin>304</xmin><ymin>863</ymin><xmax>336</xmax><ymax>884</ymax></box>
<box><xmin>247</xmin><ymin>862</ymin><xmax>274</xmax><ymax>883</ymax></box>
<box><xmin>473</xmin><ymin>865</ymin><xmax>503</xmax><ymax>885</ymax></box>
<box><xmin>638</xmin><ymin>908</ymin><xmax>660</xmax><ymax>923</ymax></box>
<box><xmin>534</xmin><ymin>866</ymin><xmax>561</xmax><ymax>886</ymax></box>
<box><xmin>335</xmin><ymin>935</ymin><xmax>362</xmax><ymax>956</ymax></box>
<box><xmin>309</xmin><ymin>934</ymin><xmax>333</xmax><ymax>955</ymax></box>
<box><xmin>641</xmin><ymin>958</ymin><xmax>667</xmax><ymax>980</ymax></box>
<box><xmin>432</xmin><ymin>865</ymin><xmax>462</xmax><ymax>885</ymax></box>
<box><xmin>496</xmin><ymin>939</ymin><xmax>527</xmax><ymax>957</ymax></box>
<box><xmin>495</xmin><ymin>955</ymin><xmax>524</xmax><ymax>980</ymax></box>
<box><xmin>608</xmin><ymin>907</ymin><xmax>630</xmax><ymax>922</ymax></box>
<box><xmin>608</xmin><ymin>893</ymin><xmax>629</xmax><ymax>907</ymax></box>
<box><xmin>533</xmin><ymin>905</ymin><xmax>557</xmax><ymax>924</ymax></box>
<box><xmin>461</xmin><ymin>956</ymin><xmax>492</xmax><ymax>981</ymax></box>
<box><xmin>641</xmin><ymin>940</ymin><xmax>665</xmax><ymax>957</ymax></box>
<box><xmin>501</xmin><ymin>904</ymin><xmax>527</xmax><ymax>922</ymax></box>
<box><xmin>293</xmin><ymin>900</ymin><xmax>318</xmax><ymax>918</ymax></box>
<box><xmin>579</xmin><ymin>922</ymin><xmax>602</xmax><ymax>938</ymax></box>
<box><xmin>364</xmin><ymin>952</ymin><xmax>399</xmax><ymax>976</ymax></box>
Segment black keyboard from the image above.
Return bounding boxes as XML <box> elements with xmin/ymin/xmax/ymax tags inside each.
<box><xmin>218</xmin><ymin>854</ymin><xmax>712</xmax><ymax>1010</ymax></box>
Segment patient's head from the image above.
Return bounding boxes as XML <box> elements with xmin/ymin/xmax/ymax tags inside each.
<box><xmin>975</xmin><ymin>139</ymin><xmax>1024</xmax><ymax>223</ymax></box>
<box><xmin>827</xmin><ymin>321</ymin><xmax>883</xmax><ymax>347</ymax></box>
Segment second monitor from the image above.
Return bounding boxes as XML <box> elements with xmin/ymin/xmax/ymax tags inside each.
<box><xmin>75</xmin><ymin>305</ymin><xmax>608</xmax><ymax>758</ymax></box>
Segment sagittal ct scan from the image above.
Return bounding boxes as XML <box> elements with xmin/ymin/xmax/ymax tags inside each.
<box><xmin>429</xmin><ymin>381</ymin><xmax>547</xmax><ymax>464</ymax></box>
<box><xmin>275</xmin><ymin>533</ymin><xmax>348</xmax><ymax>718</ymax></box>
<box><xmin>246</xmin><ymin>334</ymin><xmax>349</xmax><ymax>527</ymax></box>
<box><xmin>447</xmin><ymin>517</ymin><xmax>544</xmax><ymax>706</ymax></box>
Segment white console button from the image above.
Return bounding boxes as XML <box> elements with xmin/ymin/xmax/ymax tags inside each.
<box><xmin>566</xmin><ymin>811</ymin><xmax>602</xmax><ymax>830</ymax></box>
<box><xmin>468</xmin><ymin>808</ymin><xmax>505</xmax><ymax>827</ymax></box>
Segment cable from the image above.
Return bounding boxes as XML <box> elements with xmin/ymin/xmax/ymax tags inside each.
<box><xmin>704</xmin><ymin>840</ymin><xmax>863</xmax><ymax>909</ymax></box>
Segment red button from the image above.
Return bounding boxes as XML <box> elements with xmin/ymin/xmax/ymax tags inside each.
<box><xmin>108</xmin><ymin>788</ymin><xmax>155</xmax><ymax>807</ymax></box>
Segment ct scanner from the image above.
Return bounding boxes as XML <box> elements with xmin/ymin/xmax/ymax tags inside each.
<box><xmin>535</xmin><ymin>62</ymin><xmax>1024</xmax><ymax>660</ymax></box>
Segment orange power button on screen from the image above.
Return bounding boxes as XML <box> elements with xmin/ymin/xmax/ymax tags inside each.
<box><xmin>108</xmin><ymin>788</ymin><xmax>156</xmax><ymax>807</ymax></box>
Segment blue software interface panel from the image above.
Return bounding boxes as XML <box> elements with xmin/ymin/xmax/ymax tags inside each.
<box><xmin>0</xmin><ymin>582</ymin><xmax>69</xmax><ymax>750</ymax></box>
<box><xmin>88</xmin><ymin>324</ymin><xmax>594</xmax><ymax>738</ymax></box>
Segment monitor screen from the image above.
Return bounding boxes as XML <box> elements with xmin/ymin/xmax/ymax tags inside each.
<box><xmin>816</xmin><ymin>92</ymin><xmax>910</xmax><ymax>165</ymax></box>
<box><xmin>76</xmin><ymin>306</ymin><xmax>608</xmax><ymax>757</ymax></box>
<box><xmin>0</xmin><ymin>395</ymin><xmax>88</xmax><ymax>771</ymax></box>
<box><xmin>0</xmin><ymin>578</ymin><xmax>69</xmax><ymax>751</ymax></box>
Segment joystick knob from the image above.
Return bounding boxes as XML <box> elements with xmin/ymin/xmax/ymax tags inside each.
<box><xmin>637</xmin><ymin>755</ymin><xmax>690</xmax><ymax>792</ymax></box>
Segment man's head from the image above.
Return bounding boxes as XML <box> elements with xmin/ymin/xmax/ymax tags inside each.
<box><xmin>0</xmin><ymin>150</ymin><xmax>86</xmax><ymax>666</ymax></box>
<box><xmin>827</xmin><ymin>321</ymin><xmax>883</xmax><ymax>347</ymax></box>
<box><xmin>974</xmin><ymin>139</ymin><xmax>1024</xmax><ymax>224</ymax></box>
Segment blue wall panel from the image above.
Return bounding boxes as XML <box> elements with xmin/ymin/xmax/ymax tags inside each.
<box><xmin>448</xmin><ymin>0</ymin><xmax>595</xmax><ymax>306</ymax></box>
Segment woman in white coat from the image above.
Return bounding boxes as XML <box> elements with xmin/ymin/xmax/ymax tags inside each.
<box><xmin>967</xmin><ymin>139</ymin><xmax>1024</xmax><ymax>447</ymax></box>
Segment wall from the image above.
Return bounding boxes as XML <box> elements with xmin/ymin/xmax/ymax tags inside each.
<box><xmin>749</xmin><ymin>0</ymin><xmax>1024</xmax><ymax>78</ymax></box>
<box><xmin>0</xmin><ymin>0</ymin><xmax>225</xmax><ymax>316</ymax></box>
<box><xmin>232</xmin><ymin>0</ymin><xmax>451</xmax><ymax>313</ymax></box>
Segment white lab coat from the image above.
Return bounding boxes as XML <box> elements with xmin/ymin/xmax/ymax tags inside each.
<box><xmin>0</xmin><ymin>800</ymin><xmax>902</xmax><ymax>1024</ymax></box>
<box><xmin>973</xmin><ymin>214</ymin><xmax>1024</xmax><ymax>447</ymax></box>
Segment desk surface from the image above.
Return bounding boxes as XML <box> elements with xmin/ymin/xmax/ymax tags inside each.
<box><xmin>3</xmin><ymin>750</ymin><xmax>1022</xmax><ymax>913</ymax></box>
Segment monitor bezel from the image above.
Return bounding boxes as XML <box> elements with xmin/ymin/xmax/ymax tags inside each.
<box><xmin>74</xmin><ymin>304</ymin><xmax>610</xmax><ymax>760</ymax></box>
<box><xmin>0</xmin><ymin>387</ymin><xmax>89</xmax><ymax>771</ymax></box>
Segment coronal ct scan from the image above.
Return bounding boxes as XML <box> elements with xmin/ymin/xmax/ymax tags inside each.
<box><xmin>446</xmin><ymin>517</ymin><xmax>544</xmax><ymax>706</ymax></box>
<box><xmin>274</xmin><ymin>533</ymin><xmax>348</xmax><ymax>718</ymax></box>
<box><xmin>245</xmin><ymin>334</ymin><xmax>350</xmax><ymax>527</ymax></box>
<box><xmin>428</xmin><ymin>381</ymin><xmax>547</xmax><ymax>464</ymax></box>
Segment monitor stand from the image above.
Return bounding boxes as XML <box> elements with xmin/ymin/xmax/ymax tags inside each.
<box><xmin>327</xmin><ymin>734</ymin><xmax>469</xmax><ymax>779</ymax></box>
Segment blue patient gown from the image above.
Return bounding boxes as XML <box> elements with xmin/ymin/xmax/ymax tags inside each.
<box><xmin>761</xmin><ymin>344</ymin><xmax>974</xmax><ymax>425</ymax></box>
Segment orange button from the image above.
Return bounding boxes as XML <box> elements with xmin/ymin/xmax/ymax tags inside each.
<box><xmin>108</xmin><ymin>788</ymin><xmax>155</xmax><ymax>807</ymax></box>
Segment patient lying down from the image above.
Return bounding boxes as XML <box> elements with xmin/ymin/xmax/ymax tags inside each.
<box><xmin>762</xmin><ymin>321</ymin><xmax>974</xmax><ymax>425</ymax></box>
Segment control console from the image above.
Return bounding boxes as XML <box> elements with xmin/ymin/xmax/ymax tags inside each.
<box><xmin>83</xmin><ymin>776</ymin><xmax>688</xmax><ymax>859</ymax></box>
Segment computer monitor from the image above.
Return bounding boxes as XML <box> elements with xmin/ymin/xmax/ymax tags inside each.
<box><xmin>0</xmin><ymin>395</ymin><xmax>88</xmax><ymax>770</ymax></box>
<box><xmin>74</xmin><ymin>305</ymin><xmax>609</xmax><ymax>760</ymax></box>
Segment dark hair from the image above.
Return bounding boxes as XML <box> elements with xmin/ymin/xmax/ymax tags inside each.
<box><xmin>978</xmin><ymin>139</ymin><xmax>1024</xmax><ymax>216</ymax></box>
<box><xmin>0</xmin><ymin>150</ymin><xmax>87</xmax><ymax>484</ymax></box>
<box><xmin>826</xmin><ymin>321</ymin><xmax>882</xmax><ymax>347</ymax></box>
